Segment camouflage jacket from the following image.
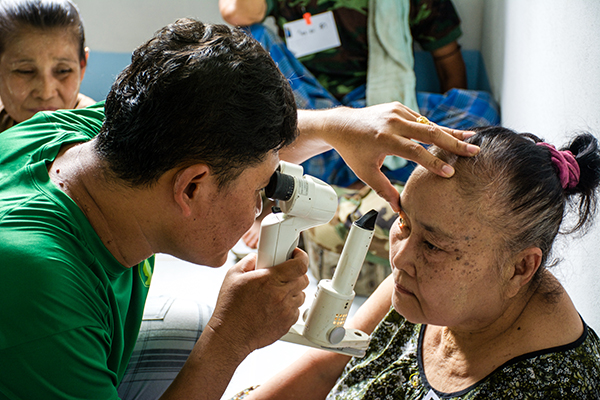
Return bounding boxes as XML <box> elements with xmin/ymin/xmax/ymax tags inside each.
<box><xmin>265</xmin><ymin>0</ymin><xmax>462</xmax><ymax>100</ymax></box>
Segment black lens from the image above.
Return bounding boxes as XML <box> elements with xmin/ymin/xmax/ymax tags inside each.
<box><xmin>264</xmin><ymin>171</ymin><xmax>295</xmax><ymax>201</ymax></box>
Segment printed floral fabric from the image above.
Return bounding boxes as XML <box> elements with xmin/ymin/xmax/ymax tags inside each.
<box><xmin>328</xmin><ymin>309</ymin><xmax>600</xmax><ymax>399</ymax></box>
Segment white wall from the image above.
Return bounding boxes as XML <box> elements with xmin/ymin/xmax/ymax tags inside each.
<box><xmin>483</xmin><ymin>0</ymin><xmax>600</xmax><ymax>330</ymax></box>
<box><xmin>452</xmin><ymin>0</ymin><xmax>484</xmax><ymax>51</ymax></box>
<box><xmin>480</xmin><ymin>0</ymin><xmax>506</xmax><ymax>104</ymax></box>
<box><xmin>75</xmin><ymin>0</ymin><xmax>226</xmax><ymax>53</ymax></box>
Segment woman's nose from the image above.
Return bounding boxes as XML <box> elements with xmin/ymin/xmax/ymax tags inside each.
<box><xmin>33</xmin><ymin>73</ymin><xmax>58</xmax><ymax>101</ymax></box>
<box><xmin>391</xmin><ymin>237</ymin><xmax>417</xmax><ymax>277</ymax></box>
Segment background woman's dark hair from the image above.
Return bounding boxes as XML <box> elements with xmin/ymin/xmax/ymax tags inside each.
<box><xmin>0</xmin><ymin>0</ymin><xmax>86</xmax><ymax>60</ymax></box>
<box><xmin>434</xmin><ymin>127</ymin><xmax>600</xmax><ymax>298</ymax></box>
<box><xmin>95</xmin><ymin>19</ymin><xmax>297</xmax><ymax>188</ymax></box>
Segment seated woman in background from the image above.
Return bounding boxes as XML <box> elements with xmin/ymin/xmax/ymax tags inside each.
<box><xmin>0</xmin><ymin>0</ymin><xmax>95</xmax><ymax>133</ymax></box>
<box><xmin>235</xmin><ymin>127</ymin><xmax>600</xmax><ymax>399</ymax></box>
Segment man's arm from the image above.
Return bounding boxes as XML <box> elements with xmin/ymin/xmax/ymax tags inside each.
<box><xmin>160</xmin><ymin>250</ymin><xmax>309</xmax><ymax>400</ymax></box>
<box><xmin>280</xmin><ymin>102</ymin><xmax>479</xmax><ymax>212</ymax></box>
<box><xmin>431</xmin><ymin>41</ymin><xmax>467</xmax><ymax>92</ymax></box>
<box><xmin>219</xmin><ymin>0</ymin><xmax>268</xmax><ymax>26</ymax></box>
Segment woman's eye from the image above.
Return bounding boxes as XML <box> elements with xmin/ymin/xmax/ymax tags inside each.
<box><xmin>398</xmin><ymin>215</ymin><xmax>409</xmax><ymax>228</ymax></box>
<box><xmin>16</xmin><ymin>69</ymin><xmax>34</xmax><ymax>75</ymax></box>
<box><xmin>398</xmin><ymin>217</ymin><xmax>409</xmax><ymax>231</ymax></box>
<box><xmin>424</xmin><ymin>241</ymin><xmax>440</xmax><ymax>252</ymax></box>
<box><xmin>396</xmin><ymin>217</ymin><xmax>411</xmax><ymax>240</ymax></box>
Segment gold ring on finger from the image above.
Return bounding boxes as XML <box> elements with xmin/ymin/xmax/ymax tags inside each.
<box><xmin>416</xmin><ymin>115</ymin><xmax>432</xmax><ymax>125</ymax></box>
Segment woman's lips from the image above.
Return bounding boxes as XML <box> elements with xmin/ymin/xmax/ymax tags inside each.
<box><xmin>395</xmin><ymin>283</ymin><xmax>415</xmax><ymax>296</ymax></box>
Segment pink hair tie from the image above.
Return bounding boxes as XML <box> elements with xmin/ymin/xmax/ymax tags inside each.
<box><xmin>537</xmin><ymin>142</ymin><xmax>580</xmax><ymax>189</ymax></box>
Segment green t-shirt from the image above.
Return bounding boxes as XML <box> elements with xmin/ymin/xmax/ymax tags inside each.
<box><xmin>266</xmin><ymin>0</ymin><xmax>462</xmax><ymax>100</ymax></box>
<box><xmin>0</xmin><ymin>103</ymin><xmax>154</xmax><ymax>399</ymax></box>
<box><xmin>328</xmin><ymin>309</ymin><xmax>600</xmax><ymax>399</ymax></box>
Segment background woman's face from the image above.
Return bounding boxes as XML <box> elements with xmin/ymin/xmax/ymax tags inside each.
<box><xmin>0</xmin><ymin>28</ymin><xmax>86</xmax><ymax>123</ymax></box>
<box><xmin>390</xmin><ymin>168</ymin><xmax>511</xmax><ymax>331</ymax></box>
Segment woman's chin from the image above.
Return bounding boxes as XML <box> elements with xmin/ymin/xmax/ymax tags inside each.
<box><xmin>392</xmin><ymin>293</ymin><xmax>425</xmax><ymax>325</ymax></box>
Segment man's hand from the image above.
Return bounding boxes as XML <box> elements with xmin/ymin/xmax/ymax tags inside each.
<box><xmin>284</xmin><ymin>102</ymin><xmax>479</xmax><ymax>213</ymax></box>
<box><xmin>161</xmin><ymin>250</ymin><xmax>308</xmax><ymax>400</ymax></box>
<box><xmin>326</xmin><ymin>102</ymin><xmax>479</xmax><ymax>211</ymax></box>
<box><xmin>206</xmin><ymin>249</ymin><xmax>309</xmax><ymax>357</ymax></box>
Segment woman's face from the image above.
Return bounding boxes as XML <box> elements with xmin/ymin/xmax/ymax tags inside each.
<box><xmin>0</xmin><ymin>28</ymin><xmax>86</xmax><ymax>123</ymax></box>
<box><xmin>390</xmin><ymin>167</ymin><xmax>510</xmax><ymax>331</ymax></box>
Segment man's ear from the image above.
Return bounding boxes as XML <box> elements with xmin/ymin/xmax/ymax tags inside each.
<box><xmin>505</xmin><ymin>247</ymin><xmax>543</xmax><ymax>298</ymax></box>
<box><xmin>172</xmin><ymin>164</ymin><xmax>212</xmax><ymax>217</ymax></box>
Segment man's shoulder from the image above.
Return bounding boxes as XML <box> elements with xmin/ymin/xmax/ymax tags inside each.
<box><xmin>0</xmin><ymin>191</ymin><xmax>93</xmax><ymax>267</ymax></box>
<box><xmin>37</xmin><ymin>100</ymin><xmax>106</xmax><ymax>135</ymax></box>
<box><xmin>2</xmin><ymin>101</ymin><xmax>105</xmax><ymax>142</ymax></box>
<box><xmin>0</xmin><ymin>103</ymin><xmax>105</xmax><ymax>182</ymax></box>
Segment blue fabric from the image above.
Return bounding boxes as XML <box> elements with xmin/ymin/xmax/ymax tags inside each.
<box><xmin>417</xmin><ymin>89</ymin><xmax>500</xmax><ymax>130</ymax></box>
<box><xmin>247</xmin><ymin>24</ymin><xmax>500</xmax><ymax>186</ymax></box>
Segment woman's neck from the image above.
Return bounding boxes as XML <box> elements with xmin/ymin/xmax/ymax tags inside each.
<box><xmin>421</xmin><ymin>278</ymin><xmax>582</xmax><ymax>392</ymax></box>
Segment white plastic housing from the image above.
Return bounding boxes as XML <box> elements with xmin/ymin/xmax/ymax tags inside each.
<box><xmin>302</xmin><ymin>280</ymin><xmax>354</xmax><ymax>346</ymax></box>
<box><xmin>255</xmin><ymin>164</ymin><xmax>337</xmax><ymax>269</ymax></box>
<box><xmin>331</xmin><ymin>222</ymin><xmax>375</xmax><ymax>295</ymax></box>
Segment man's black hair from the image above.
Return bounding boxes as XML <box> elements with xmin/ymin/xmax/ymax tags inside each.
<box><xmin>95</xmin><ymin>19</ymin><xmax>298</xmax><ymax>187</ymax></box>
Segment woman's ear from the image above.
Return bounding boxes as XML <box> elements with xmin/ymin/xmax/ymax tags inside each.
<box><xmin>172</xmin><ymin>164</ymin><xmax>211</xmax><ymax>217</ymax></box>
<box><xmin>80</xmin><ymin>47</ymin><xmax>89</xmax><ymax>80</ymax></box>
<box><xmin>505</xmin><ymin>247</ymin><xmax>543</xmax><ymax>298</ymax></box>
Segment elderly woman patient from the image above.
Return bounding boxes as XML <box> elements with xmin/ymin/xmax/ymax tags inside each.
<box><xmin>0</xmin><ymin>0</ymin><xmax>95</xmax><ymax>133</ymax></box>
<box><xmin>236</xmin><ymin>127</ymin><xmax>600</xmax><ymax>399</ymax></box>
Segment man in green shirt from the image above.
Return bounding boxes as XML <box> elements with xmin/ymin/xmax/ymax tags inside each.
<box><xmin>0</xmin><ymin>18</ymin><xmax>477</xmax><ymax>400</ymax></box>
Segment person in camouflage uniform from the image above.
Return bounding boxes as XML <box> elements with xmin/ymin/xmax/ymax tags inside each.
<box><xmin>223</xmin><ymin>0</ymin><xmax>497</xmax><ymax>188</ymax></box>
<box><xmin>264</xmin><ymin>0</ymin><xmax>465</xmax><ymax>101</ymax></box>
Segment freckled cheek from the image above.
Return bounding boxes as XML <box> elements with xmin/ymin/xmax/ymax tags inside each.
<box><xmin>455</xmin><ymin>255</ymin><xmax>490</xmax><ymax>285</ymax></box>
<box><xmin>423</xmin><ymin>260</ymin><xmax>484</xmax><ymax>307</ymax></box>
<box><xmin>416</xmin><ymin>259</ymin><xmax>448</xmax><ymax>285</ymax></box>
